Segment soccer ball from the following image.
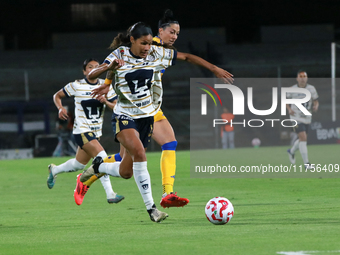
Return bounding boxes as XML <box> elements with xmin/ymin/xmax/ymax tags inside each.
<box><xmin>251</xmin><ymin>138</ymin><xmax>261</xmax><ymax>147</ymax></box>
<box><xmin>205</xmin><ymin>197</ymin><xmax>234</xmax><ymax>225</ymax></box>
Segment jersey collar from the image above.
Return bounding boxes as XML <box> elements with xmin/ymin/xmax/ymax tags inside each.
<box><xmin>85</xmin><ymin>77</ymin><xmax>99</xmax><ymax>85</ymax></box>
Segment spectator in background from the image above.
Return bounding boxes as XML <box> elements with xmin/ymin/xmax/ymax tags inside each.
<box><xmin>221</xmin><ymin>107</ymin><xmax>235</xmax><ymax>149</ymax></box>
<box><xmin>53</xmin><ymin>105</ymin><xmax>76</xmax><ymax>157</ymax></box>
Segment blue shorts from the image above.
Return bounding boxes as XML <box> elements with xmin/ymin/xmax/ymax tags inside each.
<box><xmin>74</xmin><ymin>132</ymin><xmax>99</xmax><ymax>149</ymax></box>
<box><xmin>112</xmin><ymin>114</ymin><xmax>154</xmax><ymax>148</ymax></box>
<box><xmin>293</xmin><ymin>123</ymin><xmax>309</xmax><ymax>134</ymax></box>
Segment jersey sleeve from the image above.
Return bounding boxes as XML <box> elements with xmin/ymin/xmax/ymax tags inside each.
<box><xmin>103</xmin><ymin>49</ymin><xmax>120</xmax><ymax>65</ymax></box>
<box><xmin>310</xmin><ymin>86</ymin><xmax>319</xmax><ymax>100</ymax></box>
<box><xmin>63</xmin><ymin>81</ymin><xmax>77</xmax><ymax>97</ymax></box>
<box><xmin>153</xmin><ymin>45</ymin><xmax>177</xmax><ymax>68</ymax></box>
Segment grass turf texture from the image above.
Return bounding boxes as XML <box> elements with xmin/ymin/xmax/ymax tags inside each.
<box><xmin>0</xmin><ymin>144</ymin><xmax>339</xmax><ymax>255</ymax></box>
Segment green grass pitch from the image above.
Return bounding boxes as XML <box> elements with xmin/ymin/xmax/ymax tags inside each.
<box><xmin>0</xmin><ymin>144</ymin><xmax>339</xmax><ymax>255</ymax></box>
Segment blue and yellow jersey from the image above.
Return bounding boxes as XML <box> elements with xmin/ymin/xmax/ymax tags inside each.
<box><xmin>153</xmin><ymin>36</ymin><xmax>163</xmax><ymax>45</ymax></box>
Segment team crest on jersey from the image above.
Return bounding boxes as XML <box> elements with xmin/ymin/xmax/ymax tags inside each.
<box><xmin>122</xmin><ymin>120</ymin><xmax>129</xmax><ymax>126</ymax></box>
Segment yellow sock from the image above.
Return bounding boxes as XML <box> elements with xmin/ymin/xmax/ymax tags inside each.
<box><xmin>83</xmin><ymin>155</ymin><xmax>117</xmax><ymax>186</ymax></box>
<box><xmin>161</xmin><ymin>150</ymin><xmax>176</xmax><ymax>194</ymax></box>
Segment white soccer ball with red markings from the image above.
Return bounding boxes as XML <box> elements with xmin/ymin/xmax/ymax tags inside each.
<box><xmin>205</xmin><ymin>197</ymin><xmax>234</xmax><ymax>225</ymax></box>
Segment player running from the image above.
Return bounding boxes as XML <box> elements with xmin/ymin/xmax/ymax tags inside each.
<box><xmin>74</xmin><ymin>10</ymin><xmax>233</xmax><ymax>208</ymax></box>
<box><xmin>286</xmin><ymin>70</ymin><xmax>319</xmax><ymax>169</ymax></box>
<box><xmin>47</xmin><ymin>58</ymin><xmax>124</xmax><ymax>205</ymax></box>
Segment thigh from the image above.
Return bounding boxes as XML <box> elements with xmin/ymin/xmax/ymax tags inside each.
<box><xmin>152</xmin><ymin>118</ymin><xmax>176</xmax><ymax>146</ymax></box>
<box><xmin>117</xmin><ymin>128</ymin><xmax>146</xmax><ymax>162</ymax></box>
<box><xmin>81</xmin><ymin>139</ymin><xmax>104</xmax><ymax>158</ymax></box>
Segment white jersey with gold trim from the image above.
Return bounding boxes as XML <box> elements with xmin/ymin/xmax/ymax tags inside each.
<box><xmin>287</xmin><ymin>84</ymin><xmax>318</xmax><ymax>124</ymax></box>
<box><xmin>63</xmin><ymin>78</ymin><xmax>116</xmax><ymax>137</ymax></box>
<box><xmin>104</xmin><ymin>45</ymin><xmax>177</xmax><ymax>119</ymax></box>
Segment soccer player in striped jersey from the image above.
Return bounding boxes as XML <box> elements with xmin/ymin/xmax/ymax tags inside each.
<box><xmin>286</xmin><ymin>70</ymin><xmax>319</xmax><ymax>169</ymax></box>
<box><xmin>77</xmin><ymin>10</ymin><xmax>233</xmax><ymax>209</ymax></box>
<box><xmin>47</xmin><ymin>58</ymin><xmax>124</xmax><ymax>205</ymax></box>
<box><xmin>80</xmin><ymin>22</ymin><xmax>177</xmax><ymax>222</ymax></box>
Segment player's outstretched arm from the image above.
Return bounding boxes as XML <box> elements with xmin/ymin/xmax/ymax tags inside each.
<box><xmin>88</xmin><ymin>59</ymin><xmax>125</xmax><ymax>80</ymax></box>
<box><xmin>90</xmin><ymin>60</ymin><xmax>124</xmax><ymax>98</ymax></box>
<box><xmin>176</xmin><ymin>52</ymin><xmax>234</xmax><ymax>83</ymax></box>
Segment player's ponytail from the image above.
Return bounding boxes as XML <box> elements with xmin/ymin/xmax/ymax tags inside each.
<box><xmin>108</xmin><ymin>33</ymin><xmax>130</xmax><ymax>50</ymax></box>
<box><xmin>158</xmin><ymin>9</ymin><xmax>179</xmax><ymax>29</ymax></box>
<box><xmin>109</xmin><ymin>22</ymin><xmax>153</xmax><ymax>50</ymax></box>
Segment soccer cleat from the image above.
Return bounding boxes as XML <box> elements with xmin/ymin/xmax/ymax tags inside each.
<box><xmin>83</xmin><ymin>173</ymin><xmax>105</xmax><ymax>186</ymax></box>
<box><xmin>305</xmin><ymin>163</ymin><xmax>315</xmax><ymax>170</ymax></box>
<box><xmin>160</xmin><ymin>192</ymin><xmax>189</xmax><ymax>208</ymax></box>
<box><xmin>147</xmin><ymin>204</ymin><xmax>169</xmax><ymax>223</ymax></box>
<box><xmin>74</xmin><ymin>174</ymin><xmax>89</xmax><ymax>206</ymax></box>
<box><xmin>107</xmin><ymin>194</ymin><xmax>125</xmax><ymax>204</ymax></box>
<box><xmin>80</xmin><ymin>156</ymin><xmax>103</xmax><ymax>183</ymax></box>
<box><xmin>287</xmin><ymin>149</ymin><xmax>296</xmax><ymax>164</ymax></box>
<box><xmin>47</xmin><ymin>164</ymin><xmax>57</xmax><ymax>189</ymax></box>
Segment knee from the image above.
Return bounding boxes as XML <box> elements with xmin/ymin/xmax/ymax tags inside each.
<box><xmin>132</xmin><ymin>149</ymin><xmax>146</xmax><ymax>162</ymax></box>
<box><xmin>161</xmin><ymin>141</ymin><xmax>177</xmax><ymax>151</ymax></box>
<box><xmin>120</xmin><ymin>171</ymin><xmax>133</xmax><ymax>179</ymax></box>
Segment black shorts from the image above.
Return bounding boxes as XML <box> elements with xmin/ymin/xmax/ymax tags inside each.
<box><xmin>293</xmin><ymin>123</ymin><xmax>309</xmax><ymax>134</ymax></box>
<box><xmin>112</xmin><ymin>114</ymin><xmax>154</xmax><ymax>148</ymax></box>
<box><xmin>74</xmin><ymin>132</ymin><xmax>99</xmax><ymax>149</ymax></box>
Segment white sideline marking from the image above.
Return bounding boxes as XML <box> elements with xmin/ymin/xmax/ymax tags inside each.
<box><xmin>277</xmin><ymin>251</ymin><xmax>340</xmax><ymax>255</ymax></box>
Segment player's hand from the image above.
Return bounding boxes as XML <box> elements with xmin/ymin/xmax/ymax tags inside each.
<box><xmin>91</xmin><ymin>84</ymin><xmax>110</xmax><ymax>99</ymax></box>
<box><xmin>108</xmin><ymin>59</ymin><xmax>125</xmax><ymax>70</ymax></box>
<box><xmin>312</xmin><ymin>104</ymin><xmax>318</xmax><ymax>112</ymax></box>
<box><xmin>58</xmin><ymin>107</ymin><xmax>68</xmax><ymax>120</ymax></box>
<box><xmin>96</xmin><ymin>95</ymin><xmax>107</xmax><ymax>104</ymax></box>
<box><xmin>213</xmin><ymin>67</ymin><xmax>234</xmax><ymax>84</ymax></box>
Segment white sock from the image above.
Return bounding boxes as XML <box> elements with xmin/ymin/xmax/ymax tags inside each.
<box><xmin>290</xmin><ymin>139</ymin><xmax>300</xmax><ymax>154</ymax></box>
<box><xmin>96</xmin><ymin>150</ymin><xmax>107</xmax><ymax>159</ymax></box>
<box><xmin>95</xmin><ymin>150</ymin><xmax>116</xmax><ymax>198</ymax></box>
<box><xmin>133</xmin><ymin>161</ymin><xmax>154</xmax><ymax>210</ymax></box>
<box><xmin>299</xmin><ymin>141</ymin><xmax>309</xmax><ymax>164</ymax></box>
<box><xmin>52</xmin><ymin>158</ymin><xmax>85</xmax><ymax>175</ymax></box>
<box><xmin>99</xmin><ymin>174</ymin><xmax>116</xmax><ymax>199</ymax></box>
<box><xmin>99</xmin><ymin>162</ymin><xmax>122</xmax><ymax>177</ymax></box>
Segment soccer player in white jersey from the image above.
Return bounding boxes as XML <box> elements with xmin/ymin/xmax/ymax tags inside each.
<box><xmin>80</xmin><ymin>21</ymin><xmax>211</xmax><ymax>222</ymax></box>
<box><xmin>80</xmin><ymin>22</ymin><xmax>175</xmax><ymax>222</ymax></box>
<box><xmin>47</xmin><ymin>58</ymin><xmax>124</xmax><ymax>205</ymax></box>
<box><xmin>76</xmin><ymin>10</ymin><xmax>233</xmax><ymax>209</ymax></box>
<box><xmin>286</xmin><ymin>70</ymin><xmax>319</xmax><ymax>169</ymax></box>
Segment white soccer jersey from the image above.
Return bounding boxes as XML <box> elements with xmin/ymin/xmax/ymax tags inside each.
<box><xmin>287</xmin><ymin>84</ymin><xmax>319</xmax><ymax>124</ymax></box>
<box><xmin>104</xmin><ymin>45</ymin><xmax>177</xmax><ymax>118</ymax></box>
<box><xmin>63</xmin><ymin>78</ymin><xmax>116</xmax><ymax>137</ymax></box>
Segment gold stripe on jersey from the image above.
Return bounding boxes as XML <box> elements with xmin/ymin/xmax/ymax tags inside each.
<box><xmin>69</xmin><ymin>83</ymin><xmax>76</xmax><ymax>92</ymax></box>
<box><xmin>140</xmin><ymin>102</ymin><xmax>153</xmax><ymax>109</ymax></box>
<box><xmin>64</xmin><ymin>87</ymin><xmax>72</xmax><ymax>96</ymax></box>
